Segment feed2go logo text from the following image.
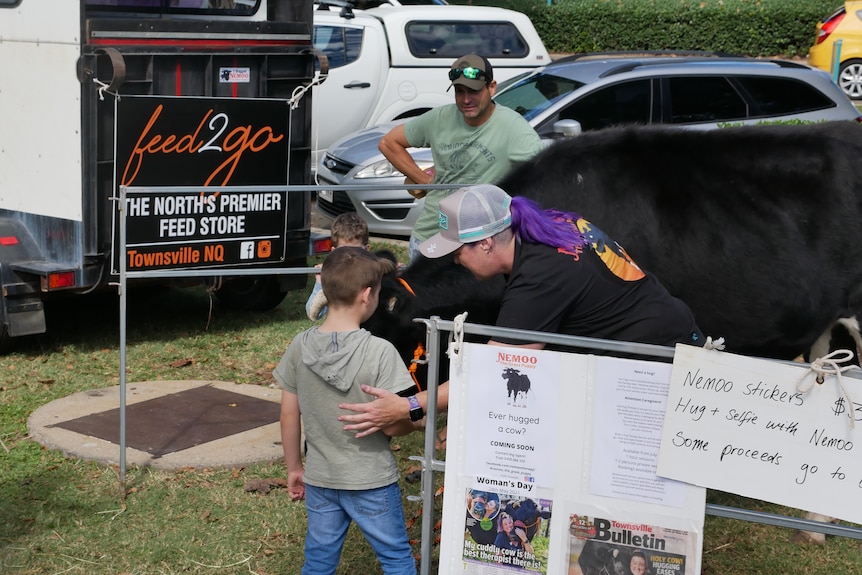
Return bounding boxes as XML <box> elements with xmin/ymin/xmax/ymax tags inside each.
<box><xmin>113</xmin><ymin>96</ymin><xmax>291</xmax><ymax>272</ymax></box>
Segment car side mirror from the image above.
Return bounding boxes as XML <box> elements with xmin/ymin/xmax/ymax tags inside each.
<box><xmin>553</xmin><ymin>119</ymin><xmax>582</xmax><ymax>137</ymax></box>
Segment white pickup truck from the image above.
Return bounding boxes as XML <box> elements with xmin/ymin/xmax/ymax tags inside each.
<box><xmin>312</xmin><ymin>3</ymin><xmax>550</xmax><ymax>166</ymax></box>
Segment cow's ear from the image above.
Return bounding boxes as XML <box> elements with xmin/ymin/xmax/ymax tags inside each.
<box><xmin>386</xmin><ymin>296</ymin><xmax>399</xmax><ymax>313</ymax></box>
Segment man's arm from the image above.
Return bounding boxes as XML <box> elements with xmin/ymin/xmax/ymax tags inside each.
<box><xmin>337</xmin><ymin>342</ymin><xmax>543</xmax><ymax>436</ymax></box>
<box><xmin>488</xmin><ymin>340</ymin><xmax>545</xmax><ymax>350</ymax></box>
<box><xmin>339</xmin><ymin>381</ymin><xmax>450</xmax><ymax>438</ymax></box>
<box><xmin>379</xmin><ymin>124</ymin><xmax>434</xmax><ymax>186</ymax></box>
<box><xmin>381</xmin><ymin>417</ymin><xmax>425</xmax><ymax>438</ymax></box>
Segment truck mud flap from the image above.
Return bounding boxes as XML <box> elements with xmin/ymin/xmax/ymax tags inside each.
<box><xmin>0</xmin><ymin>218</ymin><xmax>49</xmax><ymax>337</ymax></box>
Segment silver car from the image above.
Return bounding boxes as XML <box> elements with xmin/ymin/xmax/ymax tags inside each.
<box><xmin>316</xmin><ymin>54</ymin><xmax>862</xmax><ymax>237</ymax></box>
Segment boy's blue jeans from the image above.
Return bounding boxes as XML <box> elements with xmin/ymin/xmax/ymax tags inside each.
<box><xmin>302</xmin><ymin>482</ymin><xmax>416</xmax><ymax>575</ymax></box>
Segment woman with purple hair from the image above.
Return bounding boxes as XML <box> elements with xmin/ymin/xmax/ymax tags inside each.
<box><xmin>338</xmin><ymin>183</ymin><xmax>702</xmax><ymax>435</ymax></box>
<box><xmin>417</xmin><ymin>183</ymin><xmax>702</xmax><ymax>349</ymax></box>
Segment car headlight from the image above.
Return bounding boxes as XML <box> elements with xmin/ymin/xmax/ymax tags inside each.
<box><xmin>354</xmin><ymin>159</ymin><xmax>434</xmax><ymax>179</ymax></box>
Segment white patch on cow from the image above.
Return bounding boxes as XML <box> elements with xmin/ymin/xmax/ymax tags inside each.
<box><xmin>809</xmin><ymin>327</ymin><xmax>833</xmax><ymax>362</ymax></box>
<box><xmin>808</xmin><ymin>316</ymin><xmax>862</xmax><ymax>362</ymax></box>
<box><xmin>835</xmin><ymin>316</ymin><xmax>862</xmax><ymax>358</ymax></box>
<box><xmin>795</xmin><ymin>318</ymin><xmax>859</xmax><ymax>546</ymax></box>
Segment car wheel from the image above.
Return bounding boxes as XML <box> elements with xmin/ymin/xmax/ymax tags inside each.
<box><xmin>838</xmin><ymin>60</ymin><xmax>862</xmax><ymax>100</ymax></box>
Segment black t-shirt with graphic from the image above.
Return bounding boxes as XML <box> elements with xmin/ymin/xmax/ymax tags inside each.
<box><xmin>495</xmin><ymin>218</ymin><xmax>702</xmax><ymax>348</ymax></box>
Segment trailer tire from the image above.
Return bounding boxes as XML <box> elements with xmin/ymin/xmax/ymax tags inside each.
<box><xmin>0</xmin><ymin>322</ymin><xmax>10</xmax><ymax>354</ymax></box>
<box><xmin>215</xmin><ymin>276</ymin><xmax>287</xmax><ymax>312</ymax></box>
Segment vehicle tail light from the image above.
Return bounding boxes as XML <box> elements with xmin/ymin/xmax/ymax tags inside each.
<box><xmin>44</xmin><ymin>271</ymin><xmax>76</xmax><ymax>290</ymax></box>
<box><xmin>312</xmin><ymin>236</ymin><xmax>332</xmax><ymax>254</ymax></box>
<box><xmin>0</xmin><ymin>236</ymin><xmax>19</xmax><ymax>246</ymax></box>
<box><xmin>816</xmin><ymin>10</ymin><xmax>845</xmax><ymax>44</ymax></box>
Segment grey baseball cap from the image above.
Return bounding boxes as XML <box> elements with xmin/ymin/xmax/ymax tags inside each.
<box><xmin>418</xmin><ymin>184</ymin><xmax>512</xmax><ymax>258</ymax></box>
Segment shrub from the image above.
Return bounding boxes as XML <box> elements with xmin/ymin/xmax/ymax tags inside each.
<box><xmin>452</xmin><ymin>0</ymin><xmax>840</xmax><ymax>57</ymax></box>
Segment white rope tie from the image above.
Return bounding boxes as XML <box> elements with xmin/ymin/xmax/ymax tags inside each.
<box><xmin>93</xmin><ymin>78</ymin><xmax>119</xmax><ymax>101</ymax></box>
<box><xmin>447</xmin><ymin>312</ymin><xmax>468</xmax><ymax>371</ymax></box>
<box><xmin>796</xmin><ymin>349</ymin><xmax>857</xmax><ymax>429</ymax></box>
<box><xmin>703</xmin><ymin>336</ymin><xmax>726</xmax><ymax>351</ymax></box>
<box><xmin>288</xmin><ymin>72</ymin><xmax>327</xmax><ymax>110</ymax></box>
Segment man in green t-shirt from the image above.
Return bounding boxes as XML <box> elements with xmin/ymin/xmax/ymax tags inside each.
<box><xmin>378</xmin><ymin>53</ymin><xmax>544</xmax><ymax>260</ymax></box>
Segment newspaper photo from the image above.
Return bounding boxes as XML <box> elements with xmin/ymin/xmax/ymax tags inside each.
<box><xmin>567</xmin><ymin>514</ymin><xmax>697</xmax><ymax>575</ymax></box>
<box><xmin>461</xmin><ymin>489</ymin><xmax>553</xmax><ymax>574</ymax></box>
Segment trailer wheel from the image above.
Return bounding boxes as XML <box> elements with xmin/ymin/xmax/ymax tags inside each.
<box><xmin>215</xmin><ymin>276</ymin><xmax>287</xmax><ymax>312</ymax></box>
<box><xmin>0</xmin><ymin>322</ymin><xmax>9</xmax><ymax>354</ymax></box>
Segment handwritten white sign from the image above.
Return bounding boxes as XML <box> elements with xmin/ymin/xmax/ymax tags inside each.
<box><xmin>657</xmin><ymin>345</ymin><xmax>862</xmax><ymax>524</ymax></box>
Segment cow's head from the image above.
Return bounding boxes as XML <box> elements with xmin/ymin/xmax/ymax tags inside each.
<box><xmin>502</xmin><ymin>498</ymin><xmax>551</xmax><ymax>542</ymax></box>
<box><xmin>362</xmin><ymin>254</ymin><xmax>506</xmax><ymax>376</ymax></box>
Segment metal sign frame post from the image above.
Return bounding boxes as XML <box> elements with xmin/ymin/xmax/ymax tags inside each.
<box><xmin>115</xmin><ymin>184</ymin><xmax>325</xmax><ymax>492</ymax></box>
<box><xmin>112</xmin><ymin>180</ymin><xmax>461</xmax><ymax>494</ymax></box>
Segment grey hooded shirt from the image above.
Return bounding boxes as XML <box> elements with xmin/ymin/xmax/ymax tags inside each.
<box><xmin>273</xmin><ymin>327</ymin><xmax>415</xmax><ymax>490</ymax></box>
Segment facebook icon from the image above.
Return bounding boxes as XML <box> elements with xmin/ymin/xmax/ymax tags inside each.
<box><xmin>240</xmin><ymin>241</ymin><xmax>255</xmax><ymax>260</ymax></box>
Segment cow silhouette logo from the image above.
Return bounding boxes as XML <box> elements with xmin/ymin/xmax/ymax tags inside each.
<box><xmin>502</xmin><ymin>367</ymin><xmax>531</xmax><ymax>404</ymax></box>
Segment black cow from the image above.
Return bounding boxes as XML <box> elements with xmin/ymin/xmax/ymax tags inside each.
<box><xmin>577</xmin><ymin>541</ymin><xmax>627</xmax><ymax>575</ymax></box>
<box><xmin>366</xmin><ymin>121</ymin><xmax>862</xmax><ymax>365</ymax></box>
<box><xmin>502</xmin><ymin>367</ymin><xmax>531</xmax><ymax>403</ymax></box>
<box><xmin>362</xmin><ymin>253</ymin><xmax>504</xmax><ymax>384</ymax></box>
<box><xmin>502</xmin><ymin>121</ymin><xmax>862</xmax><ymax>361</ymax></box>
<box><xmin>503</xmin><ymin>497</ymin><xmax>551</xmax><ymax>542</ymax></box>
<box><xmin>364</xmin><ymin>122</ymin><xmax>862</xmax><ymax>546</ymax></box>
<box><xmin>465</xmin><ymin>495</ymin><xmax>550</xmax><ymax>546</ymax></box>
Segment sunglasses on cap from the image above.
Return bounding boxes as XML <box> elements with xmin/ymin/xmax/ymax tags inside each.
<box><xmin>448</xmin><ymin>66</ymin><xmax>487</xmax><ymax>82</ymax></box>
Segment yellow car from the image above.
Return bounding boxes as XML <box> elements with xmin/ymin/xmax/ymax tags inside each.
<box><xmin>809</xmin><ymin>1</ymin><xmax>862</xmax><ymax>99</ymax></box>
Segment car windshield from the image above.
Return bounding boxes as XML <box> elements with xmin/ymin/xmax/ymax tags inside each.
<box><xmin>494</xmin><ymin>73</ymin><xmax>584</xmax><ymax>120</ymax></box>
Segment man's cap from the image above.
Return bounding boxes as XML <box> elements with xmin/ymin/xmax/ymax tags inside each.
<box><xmin>419</xmin><ymin>184</ymin><xmax>512</xmax><ymax>258</ymax></box>
<box><xmin>448</xmin><ymin>54</ymin><xmax>493</xmax><ymax>91</ymax></box>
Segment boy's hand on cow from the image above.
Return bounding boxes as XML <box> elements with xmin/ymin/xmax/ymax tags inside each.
<box><xmin>338</xmin><ymin>385</ymin><xmax>409</xmax><ymax>438</ymax></box>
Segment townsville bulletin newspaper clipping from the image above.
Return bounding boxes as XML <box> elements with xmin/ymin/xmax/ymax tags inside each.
<box><xmin>568</xmin><ymin>515</ymin><xmax>696</xmax><ymax>575</ymax></box>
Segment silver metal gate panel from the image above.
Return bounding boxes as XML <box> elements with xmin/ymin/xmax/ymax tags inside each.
<box><xmin>411</xmin><ymin>317</ymin><xmax>862</xmax><ymax>575</ymax></box>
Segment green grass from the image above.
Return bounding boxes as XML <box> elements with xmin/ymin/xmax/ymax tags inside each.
<box><xmin>1</xmin><ymin>240</ymin><xmax>860</xmax><ymax>574</ymax></box>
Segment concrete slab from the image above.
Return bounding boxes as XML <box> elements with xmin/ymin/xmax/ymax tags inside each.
<box><xmin>27</xmin><ymin>380</ymin><xmax>284</xmax><ymax>471</ymax></box>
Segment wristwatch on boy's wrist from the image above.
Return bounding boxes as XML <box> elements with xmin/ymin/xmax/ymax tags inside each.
<box><xmin>407</xmin><ymin>395</ymin><xmax>425</xmax><ymax>421</ymax></box>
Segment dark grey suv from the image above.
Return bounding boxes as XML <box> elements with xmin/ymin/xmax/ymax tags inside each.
<box><xmin>317</xmin><ymin>54</ymin><xmax>862</xmax><ymax>236</ymax></box>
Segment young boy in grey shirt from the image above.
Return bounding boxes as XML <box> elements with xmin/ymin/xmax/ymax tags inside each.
<box><xmin>275</xmin><ymin>247</ymin><xmax>420</xmax><ymax>575</ymax></box>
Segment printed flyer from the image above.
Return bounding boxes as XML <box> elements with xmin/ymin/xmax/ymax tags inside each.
<box><xmin>464</xmin><ymin>344</ymin><xmax>561</xmax><ymax>488</ymax></box>
<box><xmin>568</xmin><ymin>514</ymin><xmax>697</xmax><ymax>575</ymax></box>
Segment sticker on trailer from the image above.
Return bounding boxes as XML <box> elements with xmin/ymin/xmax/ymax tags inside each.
<box><xmin>219</xmin><ymin>68</ymin><xmax>251</xmax><ymax>83</ymax></box>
